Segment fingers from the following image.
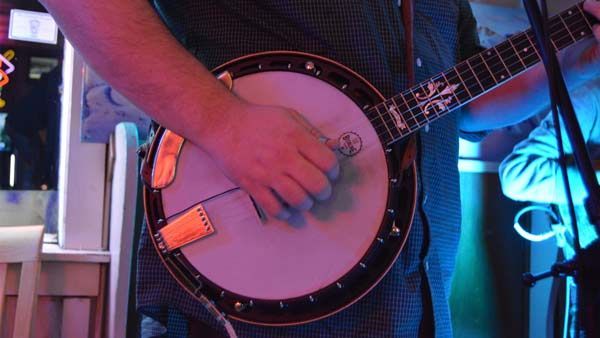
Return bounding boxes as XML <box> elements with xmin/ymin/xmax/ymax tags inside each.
<box><xmin>584</xmin><ymin>0</ymin><xmax>600</xmax><ymax>17</ymax></box>
<box><xmin>583</xmin><ymin>1</ymin><xmax>600</xmax><ymax>42</ymax></box>
<box><xmin>249</xmin><ymin>153</ymin><xmax>335</xmax><ymax>220</ymax></box>
<box><xmin>235</xmin><ymin>106</ymin><xmax>340</xmax><ymax>220</ymax></box>
<box><xmin>250</xmin><ymin>184</ymin><xmax>291</xmax><ymax>220</ymax></box>
<box><xmin>271</xmin><ymin>175</ymin><xmax>314</xmax><ymax>211</ymax></box>
<box><xmin>285</xmin><ymin>156</ymin><xmax>333</xmax><ymax>201</ymax></box>
<box><xmin>297</xmin><ymin>132</ymin><xmax>340</xmax><ymax>181</ymax></box>
<box><xmin>594</xmin><ymin>23</ymin><xmax>600</xmax><ymax>41</ymax></box>
<box><xmin>246</xmin><ymin>162</ymin><xmax>324</xmax><ymax>221</ymax></box>
<box><xmin>249</xmin><ymin>178</ymin><xmax>315</xmax><ymax>221</ymax></box>
<box><xmin>584</xmin><ymin>0</ymin><xmax>600</xmax><ymax>42</ymax></box>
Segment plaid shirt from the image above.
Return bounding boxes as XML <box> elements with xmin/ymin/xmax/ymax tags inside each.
<box><xmin>138</xmin><ymin>1</ymin><xmax>482</xmax><ymax>337</ymax></box>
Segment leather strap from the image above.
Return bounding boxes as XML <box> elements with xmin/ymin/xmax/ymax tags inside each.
<box><xmin>401</xmin><ymin>0</ymin><xmax>415</xmax><ymax>86</ymax></box>
<box><xmin>399</xmin><ymin>0</ymin><xmax>418</xmax><ymax>170</ymax></box>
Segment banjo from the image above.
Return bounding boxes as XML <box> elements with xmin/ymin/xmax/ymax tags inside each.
<box><xmin>141</xmin><ymin>2</ymin><xmax>594</xmax><ymax>326</ymax></box>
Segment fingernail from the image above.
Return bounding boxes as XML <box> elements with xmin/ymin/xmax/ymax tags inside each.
<box><xmin>327</xmin><ymin>163</ymin><xmax>340</xmax><ymax>181</ymax></box>
<box><xmin>326</xmin><ymin>138</ymin><xmax>339</xmax><ymax>150</ymax></box>
<box><xmin>276</xmin><ymin>210</ymin><xmax>291</xmax><ymax>220</ymax></box>
<box><xmin>296</xmin><ymin>198</ymin><xmax>314</xmax><ymax>211</ymax></box>
<box><xmin>315</xmin><ymin>184</ymin><xmax>332</xmax><ymax>201</ymax></box>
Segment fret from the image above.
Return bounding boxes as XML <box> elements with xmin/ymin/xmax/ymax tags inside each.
<box><xmin>389</xmin><ymin>97</ymin><xmax>411</xmax><ymax>134</ymax></box>
<box><xmin>549</xmin><ymin>37</ymin><xmax>559</xmax><ymax>53</ymax></box>
<box><xmin>524</xmin><ymin>32</ymin><xmax>542</xmax><ymax>61</ymax></box>
<box><xmin>563</xmin><ymin>7</ymin><xmax>593</xmax><ymax>42</ymax></box>
<box><xmin>422</xmin><ymin>76</ymin><xmax>457</xmax><ymax>118</ymax></box>
<box><xmin>495</xmin><ymin>41</ymin><xmax>525</xmax><ymax>76</ymax></box>
<box><xmin>576</xmin><ymin>4</ymin><xmax>595</xmax><ymax>30</ymax></box>
<box><xmin>481</xmin><ymin>49</ymin><xmax>510</xmax><ymax>83</ymax></box>
<box><xmin>507</xmin><ymin>38</ymin><xmax>527</xmax><ymax>69</ymax></box>
<box><xmin>492</xmin><ymin>46</ymin><xmax>513</xmax><ymax>78</ymax></box>
<box><xmin>397</xmin><ymin>92</ymin><xmax>421</xmax><ymax>131</ymax></box>
<box><xmin>425</xmin><ymin>78</ymin><xmax>451</xmax><ymax>118</ymax></box>
<box><xmin>558</xmin><ymin>11</ymin><xmax>577</xmax><ymax>43</ymax></box>
<box><xmin>440</xmin><ymin>71</ymin><xmax>464</xmax><ymax>105</ymax></box>
<box><xmin>454</xmin><ymin>62</ymin><xmax>483</xmax><ymax>98</ymax></box>
<box><xmin>465</xmin><ymin>59</ymin><xmax>487</xmax><ymax>91</ymax></box>
<box><xmin>445</xmin><ymin>67</ymin><xmax>472</xmax><ymax>103</ymax></box>
<box><xmin>478</xmin><ymin>54</ymin><xmax>498</xmax><ymax>84</ymax></box>
<box><xmin>406</xmin><ymin>88</ymin><xmax>432</xmax><ymax>125</ymax></box>
<box><xmin>511</xmin><ymin>33</ymin><xmax>539</xmax><ymax>68</ymax></box>
<box><xmin>385</xmin><ymin>103</ymin><xmax>404</xmax><ymax>140</ymax></box>
<box><xmin>373</xmin><ymin>105</ymin><xmax>395</xmax><ymax>141</ymax></box>
<box><xmin>523</xmin><ymin>17</ymin><xmax>561</xmax><ymax>53</ymax></box>
<box><xmin>369</xmin><ymin>107</ymin><xmax>393</xmax><ymax>143</ymax></box>
<box><xmin>429</xmin><ymin>74</ymin><xmax>462</xmax><ymax>115</ymax></box>
<box><xmin>365</xmin><ymin>115</ymin><xmax>388</xmax><ymax>142</ymax></box>
<box><xmin>551</xmin><ymin>19</ymin><xmax>575</xmax><ymax>51</ymax></box>
<box><xmin>412</xmin><ymin>82</ymin><xmax>439</xmax><ymax>120</ymax></box>
<box><xmin>466</xmin><ymin>57</ymin><xmax>496</xmax><ymax>91</ymax></box>
<box><xmin>382</xmin><ymin>101</ymin><xmax>406</xmax><ymax>137</ymax></box>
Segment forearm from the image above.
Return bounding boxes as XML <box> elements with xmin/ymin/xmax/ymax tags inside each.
<box><xmin>40</xmin><ymin>0</ymin><xmax>238</xmax><ymax>146</ymax></box>
<box><xmin>500</xmin><ymin>153</ymin><xmax>596</xmax><ymax>205</ymax></box>
<box><xmin>460</xmin><ymin>62</ymin><xmax>550</xmax><ymax>132</ymax></box>
<box><xmin>461</xmin><ymin>13</ymin><xmax>600</xmax><ymax>133</ymax></box>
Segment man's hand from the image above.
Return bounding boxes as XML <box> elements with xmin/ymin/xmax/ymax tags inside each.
<box><xmin>565</xmin><ymin>0</ymin><xmax>600</xmax><ymax>84</ymax></box>
<box><xmin>196</xmin><ymin>99</ymin><xmax>339</xmax><ymax>220</ymax></box>
<box><xmin>39</xmin><ymin>0</ymin><xmax>339</xmax><ymax>220</ymax></box>
<box><xmin>461</xmin><ymin>0</ymin><xmax>600</xmax><ymax>132</ymax></box>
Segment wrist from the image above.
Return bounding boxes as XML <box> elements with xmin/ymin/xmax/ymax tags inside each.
<box><xmin>189</xmin><ymin>91</ymin><xmax>246</xmax><ymax>150</ymax></box>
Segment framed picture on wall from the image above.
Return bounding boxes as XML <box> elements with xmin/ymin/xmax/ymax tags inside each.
<box><xmin>80</xmin><ymin>66</ymin><xmax>151</xmax><ymax>143</ymax></box>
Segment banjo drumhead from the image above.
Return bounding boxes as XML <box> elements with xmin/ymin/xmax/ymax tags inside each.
<box><xmin>159</xmin><ymin>70</ymin><xmax>389</xmax><ymax>300</ymax></box>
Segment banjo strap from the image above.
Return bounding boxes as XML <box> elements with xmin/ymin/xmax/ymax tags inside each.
<box><xmin>400</xmin><ymin>0</ymin><xmax>418</xmax><ymax>170</ymax></box>
<box><xmin>401</xmin><ymin>0</ymin><xmax>415</xmax><ymax>87</ymax></box>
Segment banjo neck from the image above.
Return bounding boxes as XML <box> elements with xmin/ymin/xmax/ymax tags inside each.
<box><xmin>370</xmin><ymin>1</ymin><xmax>596</xmax><ymax>146</ymax></box>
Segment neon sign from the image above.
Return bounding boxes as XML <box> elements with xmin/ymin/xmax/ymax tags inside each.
<box><xmin>0</xmin><ymin>50</ymin><xmax>16</xmax><ymax>108</ymax></box>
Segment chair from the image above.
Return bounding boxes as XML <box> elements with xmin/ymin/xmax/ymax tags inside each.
<box><xmin>0</xmin><ymin>225</ymin><xmax>44</xmax><ymax>338</ymax></box>
<box><xmin>107</xmin><ymin>122</ymin><xmax>139</xmax><ymax>338</ymax></box>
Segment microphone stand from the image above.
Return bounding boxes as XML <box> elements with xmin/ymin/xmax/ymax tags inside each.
<box><xmin>521</xmin><ymin>1</ymin><xmax>600</xmax><ymax>337</ymax></box>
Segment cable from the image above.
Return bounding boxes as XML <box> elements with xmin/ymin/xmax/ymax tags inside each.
<box><xmin>513</xmin><ymin>205</ymin><xmax>563</xmax><ymax>243</ymax></box>
<box><xmin>197</xmin><ymin>294</ymin><xmax>238</xmax><ymax>338</ymax></box>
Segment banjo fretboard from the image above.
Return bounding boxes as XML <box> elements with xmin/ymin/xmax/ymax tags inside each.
<box><xmin>369</xmin><ymin>2</ymin><xmax>596</xmax><ymax>145</ymax></box>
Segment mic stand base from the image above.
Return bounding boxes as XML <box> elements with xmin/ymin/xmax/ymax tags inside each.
<box><xmin>523</xmin><ymin>240</ymin><xmax>600</xmax><ymax>337</ymax></box>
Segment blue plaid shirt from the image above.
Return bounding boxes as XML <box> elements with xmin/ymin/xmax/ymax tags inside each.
<box><xmin>138</xmin><ymin>1</ymin><xmax>482</xmax><ymax>337</ymax></box>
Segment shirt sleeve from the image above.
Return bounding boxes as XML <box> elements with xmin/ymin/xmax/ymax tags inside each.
<box><xmin>499</xmin><ymin>81</ymin><xmax>600</xmax><ymax>205</ymax></box>
<box><xmin>457</xmin><ymin>0</ymin><xmax>485</xmax><ymax>61</ymax></box>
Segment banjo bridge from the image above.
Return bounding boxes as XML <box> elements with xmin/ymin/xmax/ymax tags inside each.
<box><xmin>155</xmin><ymin>203</ymin><xmax>215</xmax><ymax>253</ymax></box>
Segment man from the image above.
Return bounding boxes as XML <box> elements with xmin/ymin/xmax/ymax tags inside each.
<box><xmin>39</xmin><ymin>0</ymin><xmax>600</xmax><ymax>336</ymax></box>
<box><xmin>499</xmin><ymin>79</ymin><xmax>600</xmax><ymax>338</ymax></box>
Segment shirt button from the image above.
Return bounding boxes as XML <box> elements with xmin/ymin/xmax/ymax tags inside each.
<box><xmin>416</xmin><ymin>57</ymin><xmax>423</xmax><ymax>68</ymax></box>
<box><xmin>422</xmin><ymin>194</ymin><xmax>428</xmax><ymax>205</ymax></box>
<box><xmin>424</xmin><ymin>124</ymin><xmax>430</xmax><ymax>133</ymax></box>
<box><xmin>424</xmin><ymin>259</ymin><xmax>430</xmax><ymax>272</ymax></box>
